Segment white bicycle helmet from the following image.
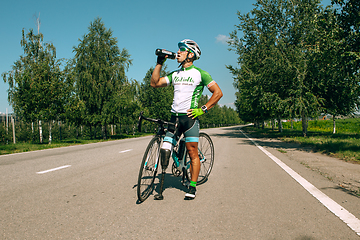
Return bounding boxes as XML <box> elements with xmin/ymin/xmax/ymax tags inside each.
<box><xmin>178</xmin><ymin>39</ymin><xmax>201</xmax><ymax>60</ymax></box>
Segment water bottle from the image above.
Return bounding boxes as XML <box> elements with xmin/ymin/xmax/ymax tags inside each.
<box><xmin>155</xmin><ymin>49</ymin><xmax>177</xmax><ymax>59</ymax></box>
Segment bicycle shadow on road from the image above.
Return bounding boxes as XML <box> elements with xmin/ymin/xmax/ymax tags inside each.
<box><xmin>155</xmin><ymin>173</ymin><xmax>189</xmax><ymax>194</ymax></box>
<box><xmin>135</xmin><ymin>173</ymin><xmax>189</xmax><ymax>204</ymax></box>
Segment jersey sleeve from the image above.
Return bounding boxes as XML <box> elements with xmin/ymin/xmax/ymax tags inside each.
<box><xmin>164</xmin><ymin>75</ymin><xmax>171</xmax><ymax>86</ymax></box>
<box><xmin>200</xmin><ymin>70</ymin><xmax>215</xmax><ymax>88</ymax></box>
<box><xmin>164</xmin><ymin>71</ymin><xmax>175</xmax><ymax>86</ymax></box>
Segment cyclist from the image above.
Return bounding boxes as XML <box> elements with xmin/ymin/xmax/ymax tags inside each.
<box><xmin>150</xmin><ymin>39</ymin><xmax>223</xmax><ymax>200</ymax></box>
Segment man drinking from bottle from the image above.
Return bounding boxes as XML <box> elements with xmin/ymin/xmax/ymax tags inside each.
<box><xmin>150</xmin><ymin>39</ymin><xmax>223</xmax><ymax>200</ymax></box>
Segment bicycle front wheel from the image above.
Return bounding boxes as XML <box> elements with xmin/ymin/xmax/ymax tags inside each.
<box><xmin>137</xmin><ymin>136</ymin><xmax>161</xmax><ymax>202</ymax></box>
<box><xmin>185</xmin><ymin>132</ymin><xmax>214</xmax><ymax>185</ymax></box>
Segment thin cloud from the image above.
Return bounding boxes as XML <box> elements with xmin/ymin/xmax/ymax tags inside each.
<box><xmin>215</xmin><ymin>34</ymin><xmax>231</xmax><ymax>44</ymax></box>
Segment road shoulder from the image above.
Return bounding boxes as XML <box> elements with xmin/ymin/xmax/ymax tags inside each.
<box><xmin>251</xmin><ymin>137</ymin><xmax>360</xmax><ymax>197</ymax></box>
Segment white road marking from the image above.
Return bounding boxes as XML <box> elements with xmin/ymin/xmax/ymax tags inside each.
<box><xmin>119</xmin><ymin>149</ymin><xmax>132</xmax><ymax>153</ymax></box>
<box><xmin>36</xmin><ymin>165</ymin><xmax>71</xmax><ymax>174</ymax></box>
<box><xmin>240</xmin><ymin>130</ymin><xmax>360</xmax><ymax>236</ymax></box>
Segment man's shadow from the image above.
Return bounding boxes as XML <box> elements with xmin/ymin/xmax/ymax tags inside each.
<box><xmin>135</xmin><ymin>173</ymin><xmax>189</xmax><ymax>204</ymax></box>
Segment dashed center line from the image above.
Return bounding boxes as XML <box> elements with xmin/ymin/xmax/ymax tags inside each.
<box><xmin>36</xmin><ymin>165</ymin><xmax>71</xmax><ymax>174</ymax></box>
<box><xmin>119</xmin><ymin>149</ymin><xmax>132</xmax><ymax>153</ymax></box>
<box><xmin>36</xmin><ymin>149</ymin><xmax>132</xmax><ymax>174</ymax></box>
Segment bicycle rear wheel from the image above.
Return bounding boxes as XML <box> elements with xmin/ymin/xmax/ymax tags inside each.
<box><xmin>185</xmin><ymin>132</ymin><xmax>214</xmax><ymax>185</ymax></box>
<box><xmin>137</xmin><ymin>136</ymin><xmax>161</xmax><ymax>202</ymax></box>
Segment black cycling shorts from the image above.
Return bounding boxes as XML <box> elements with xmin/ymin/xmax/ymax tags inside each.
<box><xmin>164</xmin><ymin>114</ymin><xmax>200</xmax><ymax>145</ymax></box>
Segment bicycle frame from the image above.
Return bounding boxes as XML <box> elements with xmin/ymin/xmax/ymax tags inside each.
<box><xmin>138</xmin><ymin>112</ymin><xmax>189</xmax><ymax>180</ymax></box>
<box><xmin>172</xmin><ymin>138</ymin><xmax>188</xmax><ymax>168</ymax></box>
<box><xmin>141</xmin><ymin>124</ymin><xmax>205</xmax><ymax>174</ymax></box>
<box><xmin>141</xmin><ymin>122</ymin><xmax>205</xmax><ymax>174</ymax></box>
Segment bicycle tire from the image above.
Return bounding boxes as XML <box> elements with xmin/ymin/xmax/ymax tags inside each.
<box><xmin>185</xmin><ymin>132</ymin><xmax>214</xmax><ymax>185</ymax></box>
<box><xmin>137</xmin><ymin>136</ymin><xmax>161</xmax><ymax>202</ymax></box>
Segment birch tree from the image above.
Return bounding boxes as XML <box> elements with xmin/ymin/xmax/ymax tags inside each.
<box><xmin>2</xmin><ymin>29</ymin><xmax>66</xmax><ymax>143</ymax></box>
<box><xmin>73</xmin><ymin>17</ymin><xmax>132</xmax><ymax>139</ymax></box>
<box><xmin>228</xmin><ymin>0</ymin><xmax>324</xmax><ymax>136</ymax></box>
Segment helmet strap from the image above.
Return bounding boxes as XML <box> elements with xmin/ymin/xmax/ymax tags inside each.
<box><xmin>178</xmin><ymin>51</ymin><xmax>192</xmax><ymax>68</ymax></box>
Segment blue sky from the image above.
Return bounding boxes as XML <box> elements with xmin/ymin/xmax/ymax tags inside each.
<box><xmin>0</xmin><ymin>0</ymin><xmax>331</xmax><ymax>114</ymax></box>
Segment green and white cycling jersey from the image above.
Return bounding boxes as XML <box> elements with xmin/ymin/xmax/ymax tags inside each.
<box><xmin>165</xmin><ymin>65</ymin><xmax>216</xmax><ymax>114</ymax></box>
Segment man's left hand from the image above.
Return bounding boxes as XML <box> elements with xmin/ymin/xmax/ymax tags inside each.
<box><xmin>187</xmin><ymin>108</ymin><xmax>204</xmax><ymax>119</ymax></box>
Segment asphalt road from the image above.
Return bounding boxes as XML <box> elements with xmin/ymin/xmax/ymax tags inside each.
<box><xmin>1</xmin><ymin>126</ymin><xmax>360</xmax><ymax>239</ymax></box>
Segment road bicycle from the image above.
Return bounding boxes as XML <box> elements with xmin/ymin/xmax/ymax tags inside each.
<box><xmin>137</xmin><ymin>112</ymin><xmax>214</xmax><ymax>202</ymax></box>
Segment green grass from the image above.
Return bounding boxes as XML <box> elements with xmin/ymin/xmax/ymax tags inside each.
<box><xmin>0</xmin><ymin>132</ymin><xmax>152</xmax><ymax>155</ymax></box>
<box><xmin>244</xmin><ymin>118</ymin><xmax>360</xmax><ymax>164</ymax></box>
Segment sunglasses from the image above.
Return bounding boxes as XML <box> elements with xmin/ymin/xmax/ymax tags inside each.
<box><xmin>179</xmin><ymin>47</ymin><xmax>192</xmax><ymax>53</ymax></box>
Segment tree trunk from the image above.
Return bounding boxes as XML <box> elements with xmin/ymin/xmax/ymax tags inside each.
<box><xmin>332</xmin><ymin>115</ymin><xmax>336</xmax><ymax>134</ymax></box>
<box><xmin>11</xmin><ymin>117</ymin><xmax>16</xmax><ymax>144</ymax></box>
<box><xmin>102</xmin><ymin>125</ymin><xmax>107</xmax><ymax>139</ymax></box>
<box><xmin>48</xmin><ymin>121</ymin><xmax>52</xmax><ymax>144</ymax></box>
<box><xmin>278</xmin><ymin>117</ymin><xmax>283</xmax><ymax>132</ymax></box>
<box><xmin>271</xmin><ymin>119</ymin><xmax>275</xmax><ymax>131</ymax></box>
<box><xmin>301</xmin><ymin>111</ymin><xmax>307</xmax><ymax>137</ymax></box>
<box><xmin>39</xmin><ymin>120</ymin><xmax>43</xmax><ymax>143</ymax></box>
<box><xmin>291</xmin><ymin>119</ymin><xmax>294</xmax><ymax>129</ymax></box>
<box><xmin>58</xmin><ymin>121</ymin><xmax>62</xmax><ymax>140</ymax></box>
<box><xmin>90</xmin><ymin>125</ymin><xmax>95</xmax><ymax>139</ymax></box>
<box><xmin>31</xmin><ymin>122</ymin><xmax>34</xmax><ymax>142</ymax></box>
<box><xmin>6</xmin><ymin>108</ymin><xmax>8</xmax><ymax>135</ymax></box>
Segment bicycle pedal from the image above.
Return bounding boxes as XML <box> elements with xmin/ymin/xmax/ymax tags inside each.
<box><xmin>154</xmin><ymin>194</ymin><xmax>164</xmax><ymax>200</ymax></box>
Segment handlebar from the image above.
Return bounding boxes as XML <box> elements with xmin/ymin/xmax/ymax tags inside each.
<box><xmin>137</xmin><ymin>111</ymin><xmax>175</xmax><ymax>133</ymax></box>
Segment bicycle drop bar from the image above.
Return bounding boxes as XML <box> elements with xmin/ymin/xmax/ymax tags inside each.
<box><xmin>138</xmin><ymin>111</ymin><xmax>175</xmax><ymax>132</ymax></box>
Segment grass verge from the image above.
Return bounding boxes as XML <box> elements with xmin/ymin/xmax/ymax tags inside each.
<box><xmin>0</xmin><ymin>133</ymin><xmax>152</xmax><ymax>155</ymax></box>
<box><xmin>243</xmin><ymin>119</ymin><xmax>360</xmax><ymax>164</ymax></box>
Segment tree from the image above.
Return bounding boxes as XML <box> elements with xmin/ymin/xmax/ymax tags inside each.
<box><xmin>332</xmin><ymin>0</ymin><xmax>360</xmax><ymax>68</ymax></box>
<box><xmin>62</xmin><ymin>59</ymin><xmax>86</xmax><ymax>137</ymax></box>
<box><xmin>111</xmin><ymin>79</ymin><xmax>141</xmax><ymax>134</ymax></box>
<box><xmin>228</xmin><ymin>0</ymin><xmax>324</xmax><ymax>136</ymax></box>
<box><xmin>310</xmin><ymin>6</ymin><xmax>360</xmax><ymax>133</ymax></box>
<box><xmin>2</xmin><ymin>28</ymin><xmax>66</xmax><ymax>143</ymax></box>
<box><xmin>72</xmin><ymin>17</ymin><xmax>132</xmax><ymax>139</ymax></box>
<box><xmin>139</xmin><ymin>67</ymin><xmax>173</xmax><ymax>121</ymax></box>
<box><xmin>221</xmin><ymin>105</ymin><xmax>242</xmax><ymax>125</ymax></box>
